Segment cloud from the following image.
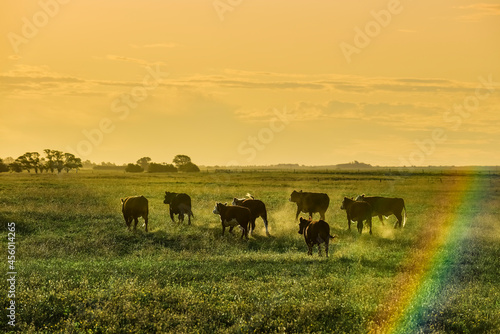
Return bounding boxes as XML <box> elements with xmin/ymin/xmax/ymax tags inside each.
<box><xmin>455</xmin><ymin>3</ymin><xmax>500</xmax><ymax>22</ymax></box>
<box><xmin>129</xmin><ymin>43</ymin><xmax>179</xmax><ymax>48</ymax></box>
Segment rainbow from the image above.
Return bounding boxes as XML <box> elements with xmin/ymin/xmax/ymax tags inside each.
<box><xmin>369</xmin><ymin>173</ymin><xmax>489</xmax><ymax>333</ymax></box>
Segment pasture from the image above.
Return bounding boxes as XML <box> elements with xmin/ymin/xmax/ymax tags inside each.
<box><xmin>1</xmin><ymin>170</ymin><xmax>499</xmax><ymax>333</ymax></box>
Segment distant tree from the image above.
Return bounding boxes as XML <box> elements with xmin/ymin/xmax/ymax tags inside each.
<box><xmin>0</xmin><ymin>159</ymin><xmax>9</xmax><ymax>173</ymax></box>
<box><xmin>179</xmin><ymin>161</ymin><xmax>200</xmax><ymax>173</ymax></box>
<box><xmin>82</xmin><ymin>160</ymin><xmax>95</xmax><ymax>169</ymax></box>
<box><xmin>9</xmin><ymin>161</ymin><xmax>23</xmax><ymax>173</ymax></box>
<box><xmin>43</xmin><ymin>149</ymin><xmax>65</xmax><ymax>173</ymax></box>
<box><xmin>147</xmin><ymin>163</ymin><xmax>177</xmax><ymax>173</ymax></box>
<box><xmin>137</xmin><ymin>157</ymin><xmax>152</xmax><ymax>170</ymax></box>
<box><xmin>15</xmin><ymin>152</ymin><xmax>43</xmax><ymax>173</ymax></box>
<box><xmin>172</xmin><ymin>155</ymin><xmax>192</xmax><ymax>169</ymax></box>
<box><xmin>125</xmin><ymin>163</ymin><xmax>144</xmax><ymax>173</ymax></box>
<box><xmin>63</xmin><ymin>153</ymin><xmax>82</xmax><ymax>173</ymax></box>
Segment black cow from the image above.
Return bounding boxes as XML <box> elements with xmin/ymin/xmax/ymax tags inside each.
<box><xmin>232</xmin><ymin>194</ymin><xmax>270</xmax><ymax>236</ymax></box>
<box><xmin>164</xmin><ymin>191</ymin><xmax>194</xmax><ymax>224</ymax></box>
<box><xmin>121</xmin><ymin>196</ymin><xmax>149</xmax><ymax>232</ymax></box>
<box><xmin>340</xmin><ymin>197</ymin><xmax>373</xmax><ymax>235</ymax></box>
<box><xmin>212</xmin><ymin>202</ymin><xmax>251</xmax><ymax>239</ymax></box>
<box><xmin>298</xmin><ymin>217</ymin><xmax>336</xmax><ymax>257</ymax></box>
<box><xmin>355</xmin><ymin>194</ymin><xmax>407</xmax><ymax>228</ymax></box>
<box><xmin>289</xmin><ymin>190</ymin><xmax>330</xmax><ymax>220</ymax></box>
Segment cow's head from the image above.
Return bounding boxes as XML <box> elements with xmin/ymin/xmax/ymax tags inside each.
<box><xmin>212</xmin><ymin>202</ymin><xmax>227</xmax><ymax>215</ymax></box>
<box><xmin>232</xmin><ymin>197</ymin><xmax>244</xmax><ymax>206</ymax></box>
<box><xmin>289</xmin><ymin>190</ymin><xmax>302</xmax><ymax>203</ymax></box>
<box><xmin>340</xmin><ymin>197</ymin><xmax>352</xmax><ymax>210</ymax></box>
<box><xmin>298</xmin><ymin>217</ymin><xmax>311</xmax><ymax>234</ymax></box>
<box><xmin>164</xmin><ymin>191</ymin><xmax>177</xmax><ymax>204</ymax></box>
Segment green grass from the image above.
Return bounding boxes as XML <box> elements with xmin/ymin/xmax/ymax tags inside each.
<box><xmin>1</xmin><ymin>171</ymin><xmax>499</xmax><ymax>333</ymax></box>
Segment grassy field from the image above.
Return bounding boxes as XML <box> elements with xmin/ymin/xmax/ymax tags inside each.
<box><xmin>1</xmin><ymin>170</ymin><xmax>499</xmax><ymax>333</ymax></box>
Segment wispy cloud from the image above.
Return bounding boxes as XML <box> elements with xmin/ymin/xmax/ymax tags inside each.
<box><xmin>129</xmin><ymin>43</ymin><xmax>179</xmax><ymax>49</ymax></box>
<box><xmin>455</xmin><ymin>3</ymin><xmax>500</xmax><ymax>22</ymax></box>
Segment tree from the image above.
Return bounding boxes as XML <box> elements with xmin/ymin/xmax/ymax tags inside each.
<box><xmin>179</xmin><ymin>162</ymin><xmax>200</xmax><ymax>173</ymax></box>
<box><xmin>15</xmin><ymin>152</ymin><xmax>42</xmax><ymax>173</ymax></box>
<box><xmin>9</xmin><ymin>161</ymin><xmax>23</xmax><ymax>173</ymax></box>
<box><xmin>0</xmin><ymin>159</ymin><xmax>9</xmax><ymax>173</ymax></box>
<box><xmin>147</xmin><ymin>163</ymin><xmax>177</xmax><ymax>173</ymax></box>
<box><xmin>137</xmin><ymin>157</ymin><xmax>152</xmax><ymax>170</ymax></box>
<box><xmin>43</xmin><ymin>149</ymin><xmax>65</xmax><ymax>173</ymax></box>
<box><xmin>125</xmin><ymin>163</ymin><xmax>143</xmax><ymax>173</ymax></box>
<box><xmin>172</xmin><ymin>155</ymin><xmax>192</xmax><ymax>169</ymax></box>
<box><xmin>63</xmin><ymin>153</ymin><xmax>82</xmax><ymax>173</ymax></box>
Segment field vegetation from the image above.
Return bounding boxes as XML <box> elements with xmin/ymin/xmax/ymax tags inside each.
<box><xmin>1</xmin><ymin>170</ymin><xmax>499</xmax><ymax>333</ymax></box>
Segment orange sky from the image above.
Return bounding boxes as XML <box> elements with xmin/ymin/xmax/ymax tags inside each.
<box><xmin>1</xmin><ymin>0</ymin><xmax>499</xmax><ymax>166</ymax></box>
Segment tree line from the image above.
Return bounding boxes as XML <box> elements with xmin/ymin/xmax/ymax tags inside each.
<box><xmin>0</xmin><ymin>150</ymin><xmax>82</xmax><ymax>173</ymax></box>
<box><xmin>125</xmin><ymin>155</ymin><xmax>200</xmax><ymax>173</ymax></box>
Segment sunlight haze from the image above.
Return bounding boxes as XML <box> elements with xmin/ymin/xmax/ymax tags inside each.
<box><xmin>1</xmin><ymin>0</ymin><xmax>499</xmax><ymax>166</ymax></box>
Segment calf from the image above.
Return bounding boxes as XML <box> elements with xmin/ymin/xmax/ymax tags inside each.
<box><xmin>298</xmin><ymin>217</ymin><xmax>336</xmax><ymax>257</ymax></box>
<box><xmin>164</xmin><ymin>191</ymin><xmax>194</xmax><ymax>224</ymax></box>
<box><xmin>212</xmin><ymin>203</ymin><xmax>251</xmax><ymax>240</ymax></box>
<box><xmin>121</xmin><ymin>196</ymin><xmax>149</xmax><ymax>232</ymax></box>
<box><xmin>232</xmin><ymin>195</ymin><xmax>270</xmax><ymax>236</ymax></box>
<box><xmin>340</xmin><ymin>197</ymin><xmax>373</xmax><ymax>235</ymax></box>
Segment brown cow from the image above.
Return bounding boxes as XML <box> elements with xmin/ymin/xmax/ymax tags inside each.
<box><xmin>164</xmin><ymin>191</ymin><xmax>194</xmax><ymax>224</ymax></box>
<box><xmin>289</xmin><ymin>190</ymin><xmax>330</xmax><ymax>220</ymax></box>
<box><xmin>298</xmin><ymin>217</ymin><xmax>336</xmax><ymax>257</ymax></box>
<box><xmin>212</xmin><ymin>203</ymin><xmax>251</xmax><ymax>240</ymax></box>
<box><xmin>340</xmin><ymin>197</ymin><xmax>372</xmax><ymax>235</ymax></box>
<box><xmin>121</xmin><ymin>196</ymin><xmax>149</xmax><ymax>232</ymax></box>
<box><xmin>355</xmin><ymin>194</ymin><xmax>407</xmax><ymax>228</ymax></box>
<box><xmin>232</xmin><ymin>194</ymin><xmax>270</xmax><ymax>236</ymax></box>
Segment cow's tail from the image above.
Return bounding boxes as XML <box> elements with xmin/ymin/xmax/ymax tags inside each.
<box><xmin>190</xmin><ymin>210</ymin><xmax>195</xmax><ymax>219</ymax></box>
<box><xmin>403</xmin><ymin>201</ymin><xmax>407</xmax><ymax>227</ymax></box>
<box><xmin>329</xmin><ymin>234</ymin><xmax>337</xmax><ymax>240</ymax></box>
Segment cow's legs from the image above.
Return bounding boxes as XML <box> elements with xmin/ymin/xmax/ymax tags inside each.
<box><xmin>133</xmin><ymin>218</ymin><xmax>139</xmax><ymax>231</ymax></box>
<box><xmin>320</xmin><ymin>210</ymin><xmax>326</xmax><ymax>220</ymax></box>
<box><xmin>169</xmin><ymin>210</ymin><xmax>175</xmax><ymax>223</ymax></box>
<box><xmin>125</xmin><ymin>217</ymin><xmax>132</xmax><ymax>231</ymax></box>
<box><xmin>325</xmin><ymin>241</ymin><xmax>329</xmax><ymax>258</ymax></box>
<box><xmin>250</xmin><ymin>219</ymin><xmax>256</xmax><ymax>235</ymax></box>
<box><xmin>357</xmin><ymin>220</ymin><xmax>363</xmax><ymax>234</ymax></box>
<box><xmin>394</xmin><ymin>212</ymin><xmax>403</xmax><ymax>228</ymax></box>
<box><xmin>307</xmin><ymin>243</ymin><xmax>313</xmax><ymax>256</ymax></box>
<box><xmin>178</xmin><ymin>213</ymin><xmax>184</xmax><ymax>224</ymax></box>
<box><xmin>318</xmin><ymin>244</ymin><xmax>322</xmax><ymax>257</ymax></box>
<box><xmin>221</xmin><ymin>225</ymin><xmax>226</xmax><ymax>236</ymax></box>
<box><xmin>295</xmin><ymin>208</ymin><xmax>301</xmax><ymax>220</ymax></box>
<box><xmin>188</xmin><ymin>211</ymin><xmax>193</xmax><ymax>225</ymax></box>
<box><xmin>368</xmin><ymin>217</ymin><xmax>372</xmax><ymax>235</ymax></box>
<box><xmin>262</xmin><ymin>213</ymin><xmax>270</xmax><ymax>237</ymax></box>
<box><xmin>143</xmin><ymin>216</ymin><xmax>148</xmax><ymax>232</ymax></box>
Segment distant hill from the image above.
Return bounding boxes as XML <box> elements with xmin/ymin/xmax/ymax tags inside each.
<box><xmin>335</xmin><ymin>161</ymin><xmax>372</xmax><ymax>169</ymax></box>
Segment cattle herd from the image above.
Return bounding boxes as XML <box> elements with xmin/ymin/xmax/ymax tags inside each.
<box><xmin>121</xmin><ymin>190</ymin><xmax>407</xmax><ymax>257</ymax></box>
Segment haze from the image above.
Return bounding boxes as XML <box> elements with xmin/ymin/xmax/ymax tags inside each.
<box><xmin>1</xmin><ymin>0</ymin><xmax>499</xmax><ymax>166</ymax></box>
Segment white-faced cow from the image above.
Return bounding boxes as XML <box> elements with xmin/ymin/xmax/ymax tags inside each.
<box><xmin>340</xmin><ymin>197</ymin><xmax>373</xmax><ymax>235</ymax></box>
<box><xmin>289</xmin><ymin>190</ymin><xmax>330</xmax><ymax>220</ymax></box>
<box><xmin>298</xmin><ymin>217</ymin><xmax>336</xmax><ymax>257</ymax></box>
<box><xmin>355</xmin><ymin>194</ymin><xmax>407</xmax><ymax>228</ymax></box>
<box><xmin>164</xmin><ymin>192</ymin><xmax>194</xmax><ymax>225</ymax></box>
<box><xmin>232</xmin><ymin>194</ymin><xmax>270</xmax><ymax>236</ymax></box>
<box><xmin>212</xmin><ymin>202</ymin><xmax>251</xmax><ymax>240</ymax></box>
<box><xmin>121</xmin><ymin>196</ymin><xmax>149</xmax><ymax>232</ymax></box>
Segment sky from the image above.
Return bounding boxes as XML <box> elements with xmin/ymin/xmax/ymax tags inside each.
<box><xmin>1</xmin><ymin>0</ymin><xmax>499</xmax><ymax>167</ymax></box>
